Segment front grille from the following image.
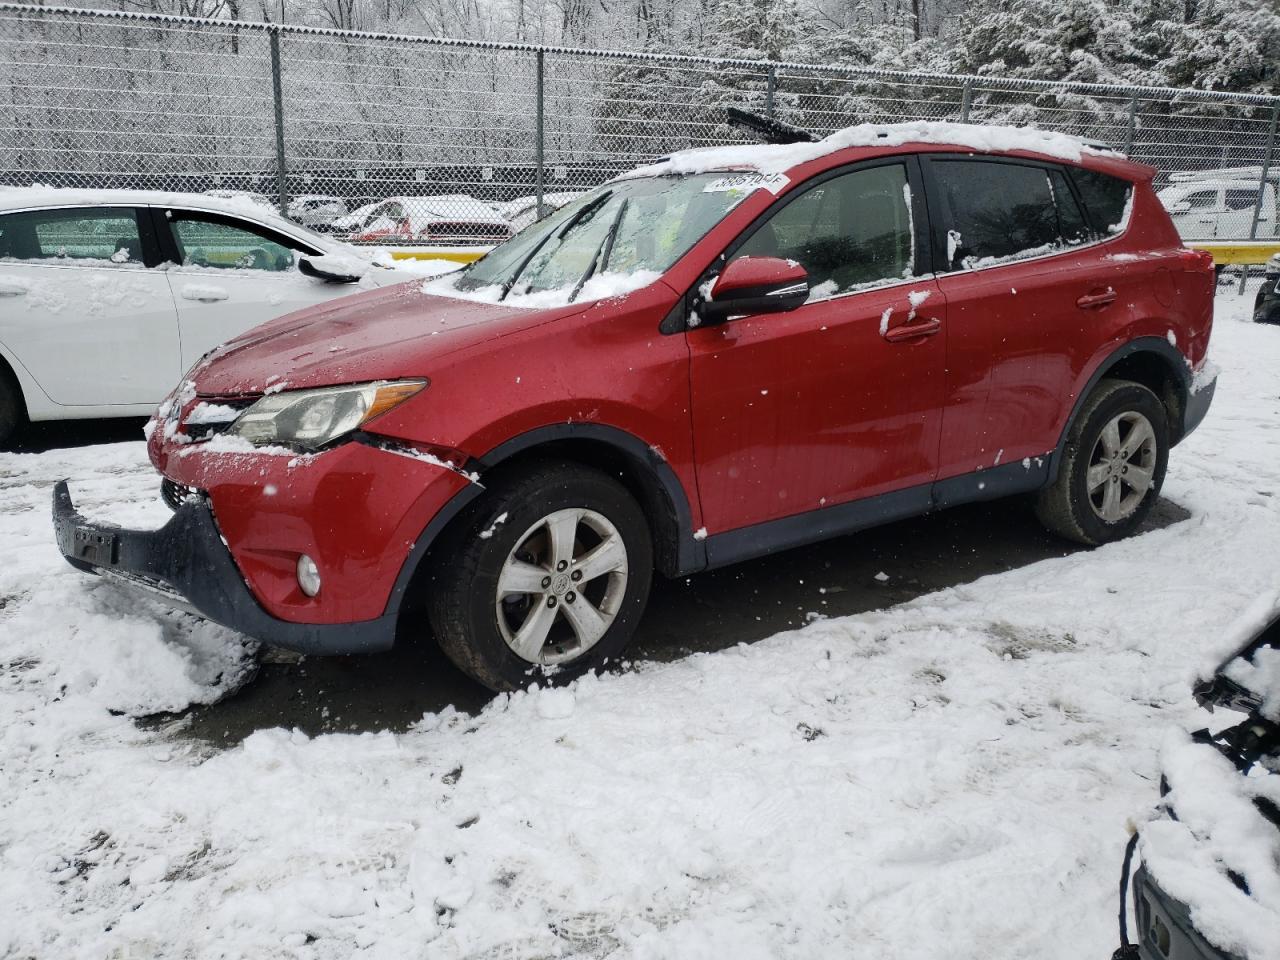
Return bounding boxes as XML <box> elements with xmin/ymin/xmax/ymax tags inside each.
<box><xmin>161</xmin><ymin>478</ymin><xmax>201</xmax><ymax>511</ymax></box>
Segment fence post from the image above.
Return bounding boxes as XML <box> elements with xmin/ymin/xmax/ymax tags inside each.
<box><xmin>1123</xmin><ymin>96</ymin><xmax>1138</xmax><ymax>155</ymax></box>
<box><xmin>535</xmin><ymin>50</ymin><xmax>544</xmax><ymax>217</ymax></box>
<box><xmin>1249</xmin><ymin>105</ymin><xmax>1279</xmax><ymax>241</ymax></box>
<box><xmin>959</xmin><ymin>80</ymin><xmax>972</xmax><ymax>123</ymax></box>
<box><xmin>1240</xmin><ymin>103</ymin><xmax>1280</xmax><ymax>295</ymax></box>
<box><xmin>766</xmin><ymin>66</ymin><xmax>776</xmax><ymax>119</ymax></box>
<box><xmin>268</xmin><ymin>26</ymin><xmax>287</xmax><ymax>217</ymax></box>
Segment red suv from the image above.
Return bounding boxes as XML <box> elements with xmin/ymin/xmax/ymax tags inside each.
<box><xmin>54</xmin><ymin>124</ymin><xmax>1217</xmax><ymax>691</ymax></box>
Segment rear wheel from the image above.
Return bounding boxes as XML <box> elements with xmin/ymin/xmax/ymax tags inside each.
<box><xmin>427</xmin><ymin>462</ymin><xmax>653</xmax><ymax>691</ymax></box>
<box><xmin>1035</xmin><ymin>380</ymin><xmax>1169</xmax><ymax>546</ymax></box>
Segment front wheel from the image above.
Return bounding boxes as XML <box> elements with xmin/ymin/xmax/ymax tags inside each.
<box><xmin>1035</xmin><ymin>380</ymin><xmax>1169</xmax><ymax>546</ymax></box>
<box><xmin>427</xmin><ymin>462</ymin><xmax>653</xmax><ymax>691</ymax></box>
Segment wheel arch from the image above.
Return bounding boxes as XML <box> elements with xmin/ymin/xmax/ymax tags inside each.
<box><xmin>472</xmin><ymin>424</ymin><xmax>702</xmax><ymax>579</ymax></box>
<box><xmin>384</xmin><ymin>423</ymin><xmax>704</xmax><ymax>631</ymax></box>
<box><xmin>1048</xmin><ymin>337</ymin><xmax>1190</xmax><ymax>483</ymax></box>
<box><xmin>0</xmin><ymin>346</ymin><xmax>30</xmax><ymax>439</ymax></box>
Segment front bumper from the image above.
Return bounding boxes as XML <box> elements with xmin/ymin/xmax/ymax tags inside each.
<box><xmin>53</xmin><ymin>480</ymin><xmax>396</xmax><ymax>655</ymax></box>
<box><xmin>1132</xmin><ymin>866</ymin><xmax>1243</xmax><ymax>960</ymax></box>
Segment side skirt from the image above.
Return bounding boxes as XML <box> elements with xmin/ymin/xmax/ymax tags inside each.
<box><xmin>699</xmin><ymin>457</ymin><xmax>1052</xmax><ymax>572</ymax></box>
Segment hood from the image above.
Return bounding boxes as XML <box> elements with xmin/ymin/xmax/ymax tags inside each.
<box><xmin>189</xmin><ymin>279</ymin><xmax>586</xmax><ymax>396</ymax></box>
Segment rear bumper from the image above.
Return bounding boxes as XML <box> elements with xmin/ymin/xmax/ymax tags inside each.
<box><xmin>52</xmin><ymin>480</ymin><xmax>396</xmax><ymax>655</ymax></box>
<box><xmin>1132</xmin><ymin>866</ymin><xmax>1242</xmax><ymax>960</ymax></box>
<box><xmin>1182</xmin><ymin>377</ymin><xmax>1215</xmax><ymax>441</ymax></box>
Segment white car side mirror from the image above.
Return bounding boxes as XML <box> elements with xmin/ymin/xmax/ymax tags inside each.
<box><xmin>298</xmin><ymin>253</ymin><xmax>367</xmax><ymax>284</ymax></box>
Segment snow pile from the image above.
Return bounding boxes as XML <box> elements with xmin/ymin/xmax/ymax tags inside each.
<box><xmin>1223</xmin><ymin>646</ymin><xmax>1280</xmax><ymax>722</ymax></box>
<box><xmin>422</xmin><ymin>269</ymin><xmax>661</xmax><ymax>309</ymax></box>
<box><xmin>370</xmin><ymin>252</ymin><xmax>465</xmax><ymax>278</ymax></box>
<box><xmin>623</xmin><ymin>121</ymin><xmax>1118</xmax><ymax>182</ymax></box>
<box><xmin>1140</xmin><ymin>731</ymin><xmax>1280</xmax><ymax>960</ymax></box>
<box><xmin>0</xmin><ymin>290</ymin><xmax>1279</xmax><ymax>957</ymax></box>
<box><xmin>0</xmin><ymin>445</ymin><xmax>255</xmax><ymax>721</ymax></box>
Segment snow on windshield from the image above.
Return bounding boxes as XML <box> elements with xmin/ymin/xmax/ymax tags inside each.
<box><xmin>423</xmin><ymin>173</ymin><xmax>745</xmax><ymax>308</ymax></box>
<box><xmin>422</xmin><ymin>268</ymin><xmax>662</xmax><ymax>308</ymax></box>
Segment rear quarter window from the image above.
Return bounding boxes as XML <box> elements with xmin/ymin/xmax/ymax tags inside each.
<box><xmin>1070</xmin><ymin>169</ymin><xmax>1133</xmax><ymax>235</ymax></box>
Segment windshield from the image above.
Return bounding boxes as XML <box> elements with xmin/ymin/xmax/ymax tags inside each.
<box><xmin>452</xmin><ymin>174</ymin><xmax>753</xmax><ymax>301</ymax></box>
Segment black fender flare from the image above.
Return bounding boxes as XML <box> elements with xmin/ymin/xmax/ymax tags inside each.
<box><xmin>1046</xmin><ymin>336</ymin><xmax>1191</xmax><ymax>483</ymax></box>
<box><xmin>475</xmin><ymin>423</ymin><xmax>704</xmax><ymax>575</ymax></box>
<box><xmin>379</xmin><ymin>423</ymin><xmax>704</xmax><ymax>622</ymax></box>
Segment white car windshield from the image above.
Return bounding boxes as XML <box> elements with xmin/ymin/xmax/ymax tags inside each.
<box><xmin>454</xmin><ymin>174</ymin><xmax>750</xmax><ymax>301</ymax></box>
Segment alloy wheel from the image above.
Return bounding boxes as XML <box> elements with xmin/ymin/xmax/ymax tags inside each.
<box><xmin>1086</xmin><ymin>410</ymin><xmax>1158</xmax><ymax>523</ymax></box>
<box><xmin>495</xmin><ymin>508</ymin><xmax>629</xmax><ymax>664</ymax></box>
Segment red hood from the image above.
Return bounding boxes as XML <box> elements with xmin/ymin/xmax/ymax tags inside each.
<box><xmin>189</xmin><ymin>279</ymin><xmax>586</xmax><ymax>396</ymax></box>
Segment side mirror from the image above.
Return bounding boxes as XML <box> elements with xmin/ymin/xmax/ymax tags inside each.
<box><xmin>699</xmin><ymin>256</ymin><xmax>809</xmax><ymax>324</ymax></box>
<box><xmin>298</xmin><ymin>253</ymin><xmax>367</xmax><ymax>284</ymax></box>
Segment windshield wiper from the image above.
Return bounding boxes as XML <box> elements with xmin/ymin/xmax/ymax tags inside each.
<box><xmin>569</xmin><ymin>198</ymin><xmax>629</xmax><ymax>302</ymax></box>
<box><xmin>500</xmin><ymin>190</ymin><xmax>613</xmax><ymax>301</ymax></box>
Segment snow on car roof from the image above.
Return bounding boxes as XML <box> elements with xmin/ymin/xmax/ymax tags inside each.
<box><xmin>0</xmin><ymin>186</ymin><xmax>362</xmax><ymax>258</ymax></box>
<box><xmin>380</xmin><ymin>195</ymin><xmax>509</xmax><ymax>229</ymax></box>
<box><xmin>0</xmin><ymin>185</ymin><xmax>297</xmax><ymax>226</ymax></box>
<box><xmin>619</xmin><ymin>120</ymin><xmax>1123</xmax><ymax>181</ymax></box>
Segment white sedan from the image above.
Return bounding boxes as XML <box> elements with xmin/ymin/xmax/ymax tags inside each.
<box><xmin>0</xmin><ymin>188</ymin><xmax>415</xmax><ymax>444</ymax></box>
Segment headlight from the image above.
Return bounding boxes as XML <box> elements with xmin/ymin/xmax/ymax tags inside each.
<box><xmin>225</xmin><ymin>380</ymin><xmax>426</xmax><ymax>450</ymax></box>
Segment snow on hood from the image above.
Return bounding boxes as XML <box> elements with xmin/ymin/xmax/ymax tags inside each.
<box><xmin>422</xmin><ymin>269</ymin><xmax>662</xmax><ymax>309</ymax></box>
<box><xmin>620</xmin><ymin>121</ymin><xmax>1118</xmax><ymax>181</ymax></box>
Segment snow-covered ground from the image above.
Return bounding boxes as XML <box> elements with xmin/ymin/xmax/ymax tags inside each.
<box><xmin>2</xmin><ymin>289</ymin><xmax>1279</xmax><ymax>959</ymax></box>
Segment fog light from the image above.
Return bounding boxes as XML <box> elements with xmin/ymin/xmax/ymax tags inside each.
<box><xmin>297</xmin><ymin>554</ymin><xmax>321</xmax><ymax>597</ymax></box>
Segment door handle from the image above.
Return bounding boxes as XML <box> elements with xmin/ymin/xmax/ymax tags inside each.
<box><xmin>181</xmin><ymin>284</ymin><xmax>229</xmax><ymax>302</ymax></box>
<box><xmin>883</xmin><ymin>317</ymin><xmax>941</xmax><ymax>342</ymax></box>
<box><xmin>1196</xmin><ymin>216</ymin><xmax>1216</xmax><ymax>223</ymax></box>
<box><xmin>1076</xmin><ymin>288</ymin><xmax>1117</xmax><ymax>310</ymax></box>
<box><xmin>0</xmin><ymin>281</ymin><xmax>28</xmax><ymax>297</ymax></box>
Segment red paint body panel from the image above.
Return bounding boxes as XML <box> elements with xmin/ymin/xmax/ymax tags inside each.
<box><xmin>154</xmin><ymin>438</ymin><xmax>470</xmax><ymax>623</ymax></box>
<box><xmin>189</xmin><ymin>281</ymin><xmax>591</xmax><ymax>396</ymax></box>
<box><xmin>141</xmin><ymin>137</ymin><xmax>1215</xmax><ymax>631</ymax></box>
<box><xmin>687</xmin><ymin>278</ymin><xmax>946</xmax><ymax>532</ymax></box>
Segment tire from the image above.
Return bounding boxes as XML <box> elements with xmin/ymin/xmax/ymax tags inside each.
<box><xmin>1035</xmin><ymin>379</ymin><xmax>1169</xmax><ymax>546</ymax></box>
<box><xmin>426</xmin><ymin>461</ymin><xmax>654</xmax><ymax>691</ymax></box>
<box><xmin>0</xmin><ymin>369</ymin><xmax>23</xmax><ymax>449</ymax></box>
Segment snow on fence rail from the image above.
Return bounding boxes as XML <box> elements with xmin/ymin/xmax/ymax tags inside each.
<box><xmin>1</xmin><ymin>2</ymin><xmax>1279</xmax><ymax>245</ymax></box>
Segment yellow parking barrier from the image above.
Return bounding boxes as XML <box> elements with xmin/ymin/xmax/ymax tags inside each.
<box><xmin>1190</xmin><ymin>241</ymin><xmax>1280</xmax><ymax>266</ymax></box>
<box><xmin>386</xmin><ymin>248</ymin><xmax>487</xmax><ymax>265</ymax></box>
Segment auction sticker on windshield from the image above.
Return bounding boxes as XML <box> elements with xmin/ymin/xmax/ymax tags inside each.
<box><xmin>701</xmin><ymin>172</ymin><xmax>790</xmax><ymax>195</ymax></box>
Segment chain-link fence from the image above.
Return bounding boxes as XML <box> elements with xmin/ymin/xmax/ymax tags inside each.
<box><xmin>2</xmin><ymin>2</ymin><xmax>1279</xmax><ymax>247</ymax></box>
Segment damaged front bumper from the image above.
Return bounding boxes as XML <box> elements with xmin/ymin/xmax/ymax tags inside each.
<box><xmin>52</xmin><ymin>480</ymin><xmax>397</xmax><ymax>655</ymax></box>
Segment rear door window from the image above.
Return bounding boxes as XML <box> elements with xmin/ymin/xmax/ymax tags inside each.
<box><xmin>1050</xmin><ymin>170</ymin><xmax>1091</xmax><ymax>245</ymax></box>
<box><xmin>930</xmin><ymin>160</ymin><xmax>1073</xmax><ymax>270</ymax></box>
<box><xmin>0</xmin><ymin>207</ymin><xmax>147</xmax><ymax>265</ymax></box>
